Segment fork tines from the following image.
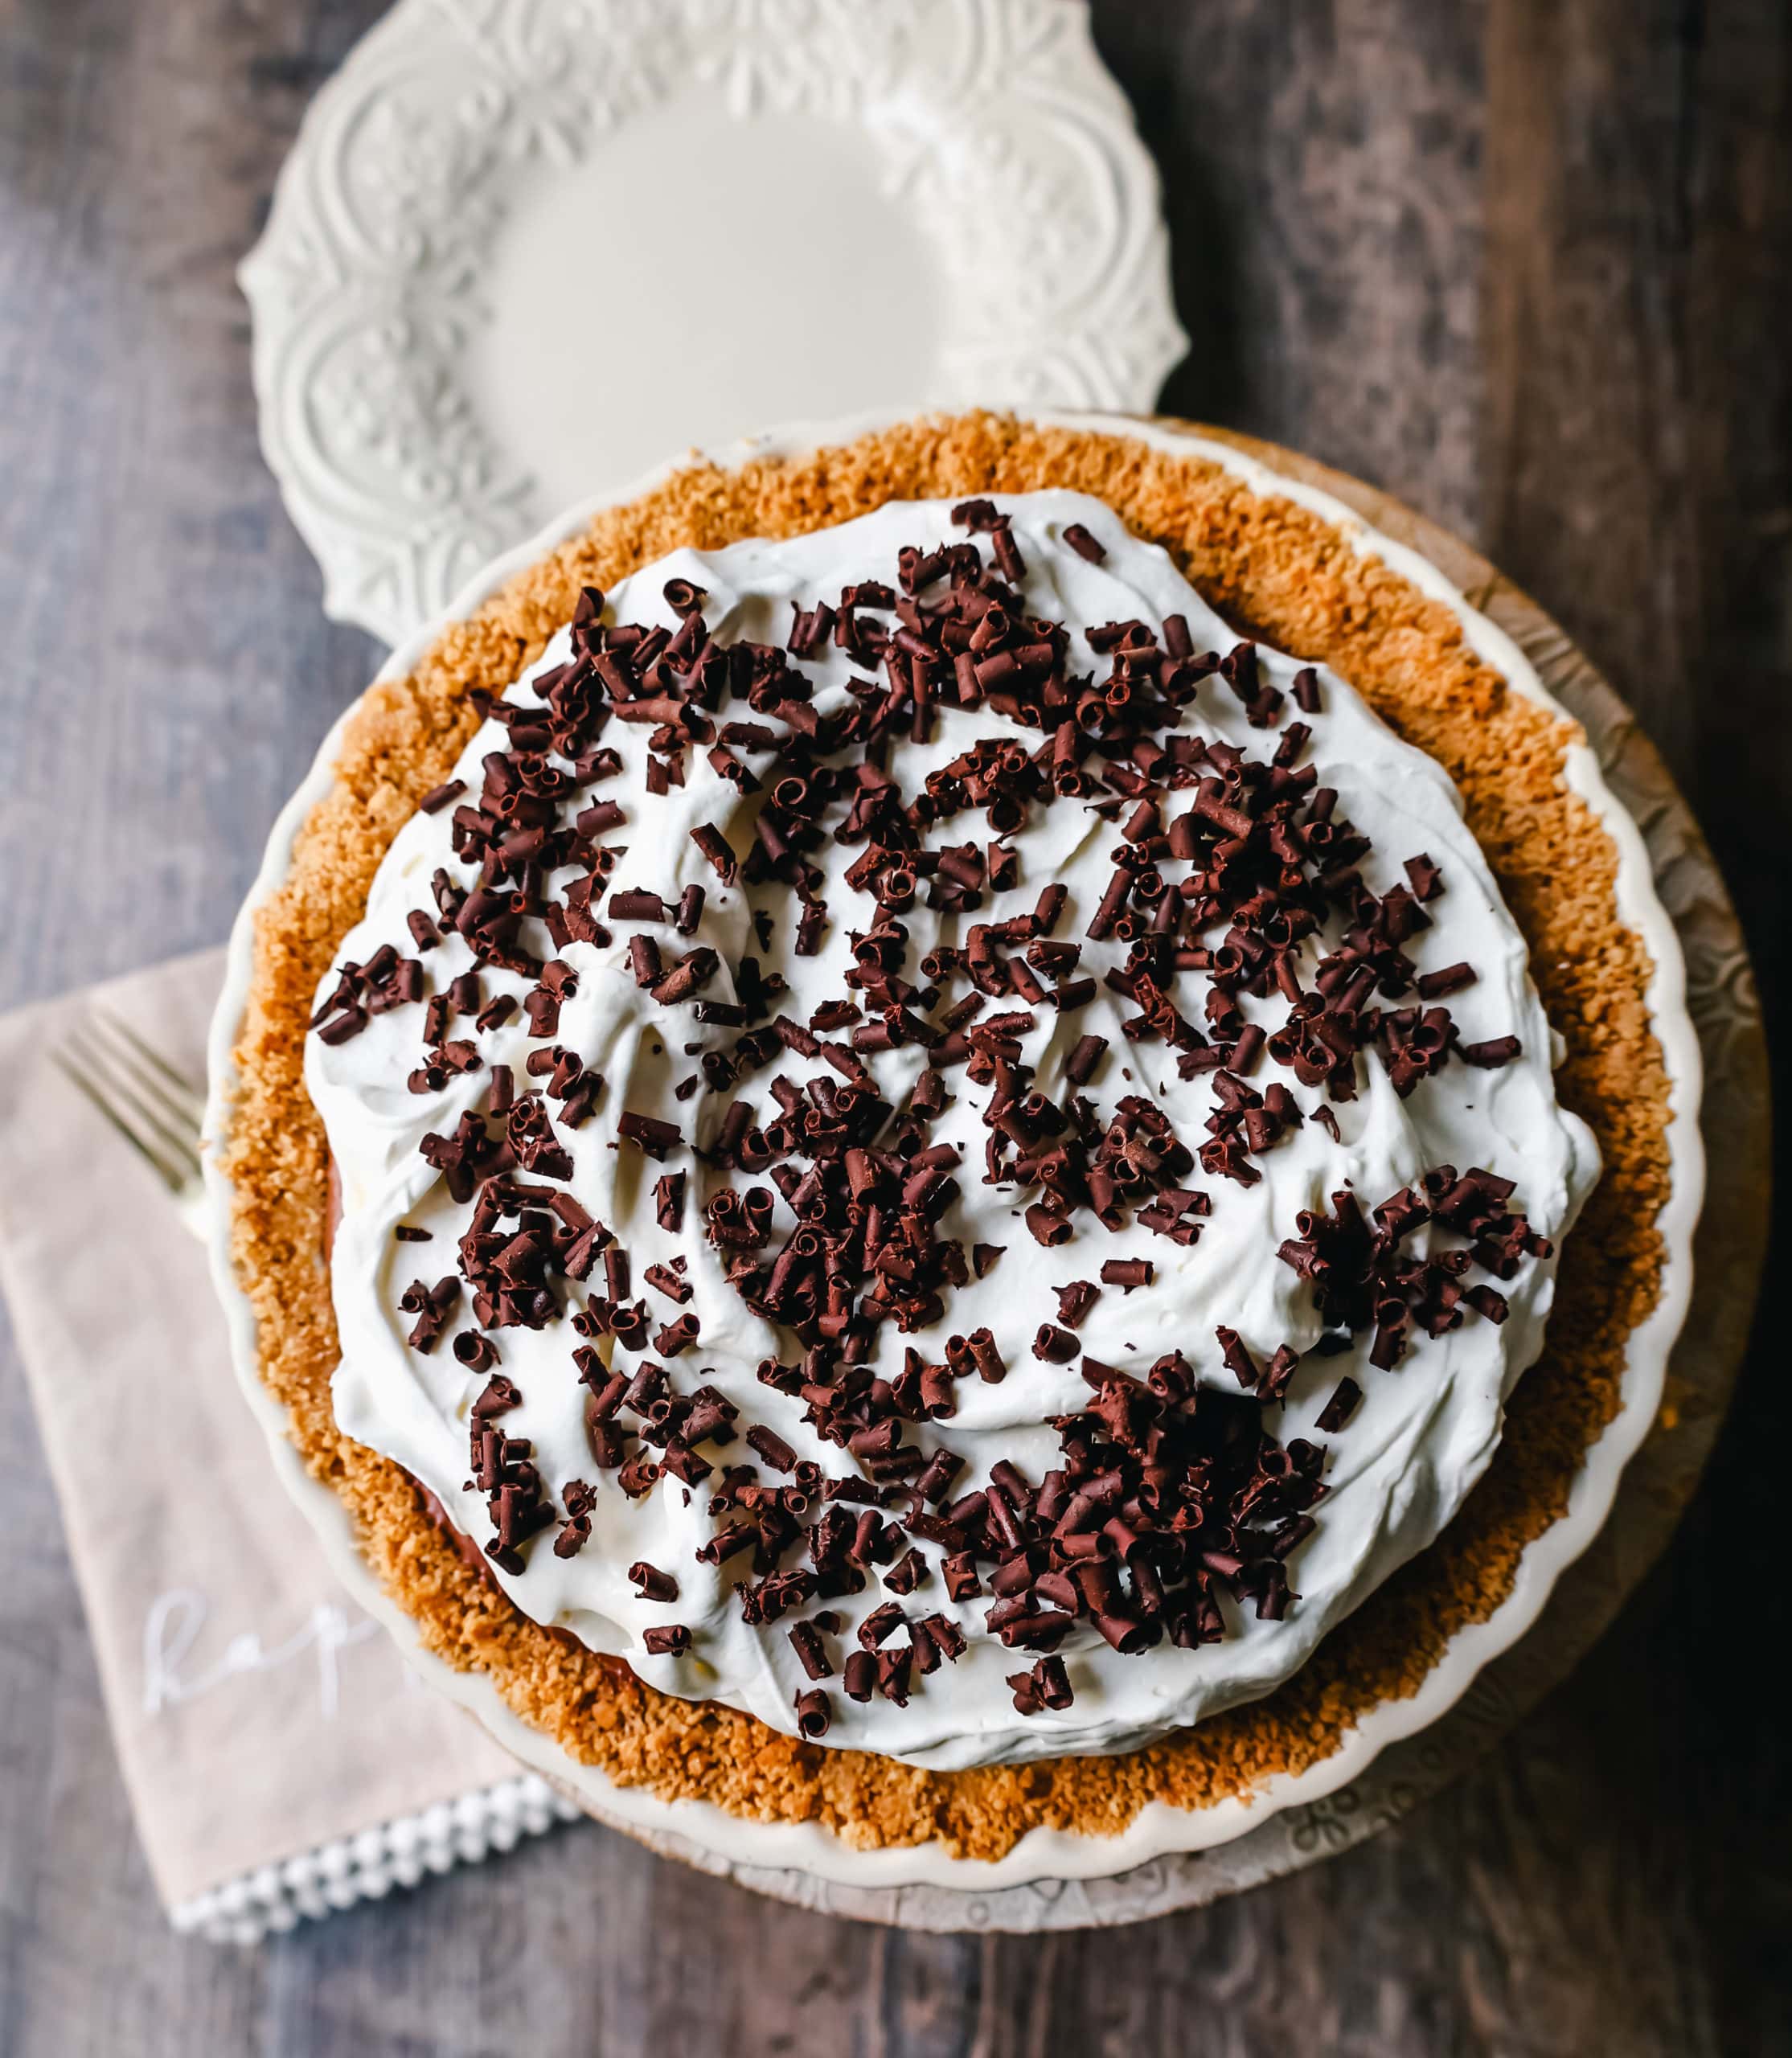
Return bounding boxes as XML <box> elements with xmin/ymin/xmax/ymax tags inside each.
<box><xmin>51</xmin><ymin>1008</ymin><xmax>204</xmax><ymax>1195</ymax></box>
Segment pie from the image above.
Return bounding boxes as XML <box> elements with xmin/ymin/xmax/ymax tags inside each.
<box><xmin>216</xmin><ymin>412</ymin><xmax>1674</xmax><ymax>1859</ymax></box>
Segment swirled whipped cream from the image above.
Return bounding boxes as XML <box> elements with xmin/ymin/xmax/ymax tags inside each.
<box><xmin>308</xmin><ymin>492</ymin><xmax>1597</xmax><ymax>1770</ymax></box>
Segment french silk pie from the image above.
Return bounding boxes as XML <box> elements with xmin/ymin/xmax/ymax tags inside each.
<box><xmin>217</xmin><ymin>413</ymin><xmax>1675</xmax><ymax>1859</ymax></box>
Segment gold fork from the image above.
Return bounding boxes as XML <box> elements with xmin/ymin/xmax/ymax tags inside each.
<box><xmin>51</xmin><ymin>1009</ymin><xmax>209</xmax><ymax>1242</ymax></box>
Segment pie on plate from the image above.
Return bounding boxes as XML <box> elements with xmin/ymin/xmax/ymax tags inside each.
<box><xmin>205</xmin><ymin>411</ymin><xmax>1697</xmax><ymax>1891</ymax></box>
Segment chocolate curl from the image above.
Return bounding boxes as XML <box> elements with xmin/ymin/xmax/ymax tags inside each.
<box><xmin>650</xmin><ymin>947</ymin><xmax>719</xmax><ymax>1005</ymax></box>
<box><xmin>584</xmin><ymin>1399</ymin><xmax>627</xmax><ymax>1470</ymax></box>
<box><xmin>917</xmin><ymin>1615</ymin><xmax>967</xmax><ymax>1666</ymax></box>
<box><xmin>858</xmin><ymin>1601</ymin><xmax>907</xmax><ymax>1650</ymax></box>
<box><xmin>628</xmin><ymin>1562</ymin><xmax>679</xmax><ymax>1603</ymax></box>
<box><xmin>875</xmin><ymin>1645</ymin><xmax>913</xmax><ymax>1706</ymax></box>
<box><xmin>788</xmin><ymin>1621</ymin><xmax>833</xmax><ymax>1679</ymax></box>
<box><xmin>1055</xmin><ymin>1280</ymin><xmax>1097</xmax><ymax>1327</ymax></box>
<box><xmin>418</xmin><ymin>777</ymin><xmax>466</xmax><ymax>816</ymax></box>
<box><xmin>1006</xmin><ymin>1655</ymin><xmax>1068</xmax><ymax>1714</ymax></box>
<box><xmin>690</xmin><ymin>822</ymin><xmax>738</xmax><ymax>884</ymax></box>
<box><xmin>747</xmin><ymin>1425</ymin><xmax>798</xmax><ymax>1474</ymax></box>
<box><xmin>1062</xmin><ymin>523</ymin><xmax>1105</xmax><ymax>563</ymax></box>
<box><xmin>616</xmin><ymin>1111</ymin><xmax>681</xmax><ymax>1159</ymax></box>
<box><xmin>950</xmin><ymin>497</ymin><xmax>1001</xmax><ymax>530</ymax></box>
<box><xmin>1215</xmin><ymin>1326</ymin><xmax>1258</xmax><ymax>1389</ymax></box>
<box><xmin>576</xmin><ymin>798</ymin><xmax>625</xmax><ymax>838</ymax></box>
<box><xmin>1087</xmin><ymin>867</ymin><xmax>1131</xmax><ymax>941</ymax></box>
<box><xmin>643</xmin><ymin>1261</ymin><xmax>691</xmax><ymax>1305</ymax></box>
<box><xmin>627</xmin><ymin>935</ymin><xmax>662</xmax><ymax>988</ymax></box>
<box><xmin>1064</xmin><ymin>1035</ymin><xmax>1107</xmax><ymax>1086</ymax></box>
<box><xmin>610</xmin><ymin>889</ymin><xmax>668</xmax><ymax>921</ymax></box>
<box><xmin>1100</xmin><ymin>1259</ymin><xmax>1152</xmax><ymax>1290</ymax></box>
<box><xmin>961</xmin><ymin>1328</ymin><xmax>1006</xmax><ymax>1383</ymax></box>
<box><xmin>1315</xmin><ymin>1377</ymin><xmax>1363</xmax><ymax>1433</ymax></box>
<box><xmin>1231</xmin><ymin>1023</ymin><xmax>1266</xmax><ymax>1076</ymax></box>
<box><xmin>1462</xmin><ymin>1035</ymin><xmax>1521</xmax><ymax>1068</ymax></box>
<box><xmin>1261</xmin><ymin>1343</ymin><xmax>1301</xmax><ymax>1404</ymax></box>
<box><xmin>1404</xmin><ymin>853</ymin><xmax>1444</xmax><ymax>901</ymax></box>
<box><xmin>1417</xmin><ymin>961</ymin><xmax>1477</xmax><ymax>1000</ymax></box>
<box><xmin>1031</xmin><ymin>883</ymin><xmax>1068</xmax><ymax>936</ymax></box>
<box><xmin>943</xmin><ymin>1554</ymin><xmax>982</xmax><ymax>1601</ymax></box>
<box><xmin>453</xmin><ymin>1332</ymin><xmax>498</xmax><ymax>1374</ymax></box>
<box><xmin>654</xmin><ymin>1313</ymin><xmax>700</xmax><ymax>1357</ymax></box>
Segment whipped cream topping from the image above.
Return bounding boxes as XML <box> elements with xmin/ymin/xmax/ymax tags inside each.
<box><xmin>309</xmin><ymin>494</ymin><xmax>1597</xmax><ymax>1769</ymax></box>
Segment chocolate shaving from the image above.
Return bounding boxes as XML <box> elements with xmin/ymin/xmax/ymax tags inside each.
<box><xmin>1462</xmin><ymin>1035</ymin><xmax>1522</xmax><ymax>1068</ymax></box>
<box><xmin>616</xmin><ymin>1111</ymin><xmax>681</xmax><ymax>1159</ymax></box>
<box><xmin>1100</xmin><ymin>1259</ymin><xmax>1152</xmax><ymax>1290</ymax></box>
<box><xmin>1315</xmin><ymin>1377</ymin><xmax>1363</xmax><ymax>1433</ymax></box>
<box><xmin>1055</xmin><ymin>1280</ymin><xmax>1097</xmax><ymax>1326</ymax></box>
<box><xmin>789</xmin><ymin>1621</ymin><xmax>832</xmax><ymax>1679</ymax></box>
<box><xmin>1417</xmin><ymin>961</ymin><xmax>1477</xmax><ymax>1000</ymax></box>
<box><xmin>628</xmin><ymin>1561</ymin><xmax>679</xmax><ymax>1602</ymax></box>
<box><xmin>1065</xmin><ymin>1035</ymin><xmax>1107</xmax><ymax>1085</ymax></box>
<box><xmin>690</xmin><ymin>823</ymin><xmax>738</xmax><ymax>884</ymax></box>
<box><xmin>1404</xmin><ymin>853</ymin><xmax>1443</xmax><ymax>902</ymax></box>
<box><xmin>1062</xmin><ymin>523</ymin><xmax>1106</xmax><ymax>564</ymax></box>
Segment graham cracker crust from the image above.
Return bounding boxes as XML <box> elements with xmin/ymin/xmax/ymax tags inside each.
<box><xmin>222</xmin><ymin>413</ymin><xmax>1671</xmax><ymax>1859</ymax></box>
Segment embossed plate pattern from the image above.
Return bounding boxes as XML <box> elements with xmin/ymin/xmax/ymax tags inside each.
<box><xmin>241</xmin><ymin>0</ymin><xmax>1187</xmax><ymax>645</ymax></box>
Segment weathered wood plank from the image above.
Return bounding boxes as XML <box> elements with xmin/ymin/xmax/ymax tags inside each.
<box><xmin>1097</xmin><ymin>0</ymin><xmax>1489</xmax><ymax>536</ymax></box>
<box><xmin>1481</xmin><ymin>8</ymin><xmax>1792</xmax><ymax>2056</ymax></box>
<box><xmin>0</xmin><ymin>0</ymin><xmax>1786</xmax><ymax>2052</ymax></box>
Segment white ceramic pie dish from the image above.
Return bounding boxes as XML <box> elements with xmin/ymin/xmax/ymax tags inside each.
<box><xmin>203</xmin><ymin>409</ymin><xmax>1703</xmax><ymax>1903</ymax></box>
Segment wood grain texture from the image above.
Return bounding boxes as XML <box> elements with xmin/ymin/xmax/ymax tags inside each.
<box><xmin>0</xmin><ymin>1</ymin><xmax>1786</xmax><ymax>2052</ymax></box>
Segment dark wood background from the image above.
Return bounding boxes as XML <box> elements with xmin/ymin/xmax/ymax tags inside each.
<box><xmin>1</xmin><ymin>1</ymin><xmax>1786</xmax><ymax>2051</ymax></box>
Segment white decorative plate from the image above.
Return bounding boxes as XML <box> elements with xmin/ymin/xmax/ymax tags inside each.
<box><xmin>241</xmin><ymin>0</ymin><xmax>1187</xmax><ymax>646</ymax></box>
<box><xmin>204</xmin><ymin>410</ymin><xmax>1721</xmax><ymax>1930</ymax></box>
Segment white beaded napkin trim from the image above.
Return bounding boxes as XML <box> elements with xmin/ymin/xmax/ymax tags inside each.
<box><xmin>167</xmin><ymin>1775</ymin><xmax>580</xmax><ymax>1944</ymax></box>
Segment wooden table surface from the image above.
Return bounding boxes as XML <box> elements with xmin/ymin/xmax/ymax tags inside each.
<box><xmin>2</xmin><ymin>2</ymin><xmax>1786</xmax><ymax>2052</ymax></box>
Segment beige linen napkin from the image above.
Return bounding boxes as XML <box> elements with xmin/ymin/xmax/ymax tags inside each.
<box><xmin>0</xmin><ymin>949</ymin><xmax>577</xmax><ymax>1943</ymax></box>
